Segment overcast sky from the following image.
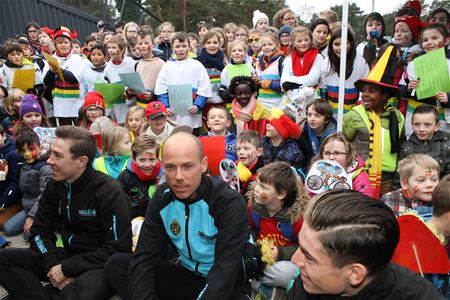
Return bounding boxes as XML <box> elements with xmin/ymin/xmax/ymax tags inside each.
<box><xmin>286</xmin><ymin>0</ymin><xmax>433</xmax><ymax>21</ymax></box>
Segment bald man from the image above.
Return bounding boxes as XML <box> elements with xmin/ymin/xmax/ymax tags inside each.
<box><xmin>128</xmin><ymin>133</ymin><xmax>252</xmax><ymax>300</ymax></box>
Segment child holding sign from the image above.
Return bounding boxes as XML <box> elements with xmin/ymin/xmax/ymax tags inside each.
<box><xmin>400</xmin><ymin>23</ymin><xmax>450</xmax><ymax>135</ymax></box>
<box><xmin>154</xmin><ymin>32</ymin><xmax>212</xmax><ymax>135</ymax></box>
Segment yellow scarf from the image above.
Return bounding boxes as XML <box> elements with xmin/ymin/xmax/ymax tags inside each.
<box><xmin>368</xmin><ymin>110</ymin><xmax>383</xmax><ymax>198</ymax></box>
<box><xmin>237</xmin><ymin>161</ymin><xmax>253</xmax><ymax>182</ymax></box>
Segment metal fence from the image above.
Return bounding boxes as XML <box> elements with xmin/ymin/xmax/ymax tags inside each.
<box><xmin>0</xmin><ymin>0</ymin><xmax>99</xmax><ymax>44</ymax></box>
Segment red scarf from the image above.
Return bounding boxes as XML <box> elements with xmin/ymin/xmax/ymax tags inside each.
<box><xmin>131</xmin><ymin>160</ymin><xmax>161</xmax><ymax>181</ymax></box>
<box><xmin>291</xmin><ymin>48</ymin><xmax>319</xmax><ymax>76</ymax></box>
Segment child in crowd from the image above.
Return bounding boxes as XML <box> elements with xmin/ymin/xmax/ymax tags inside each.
<box><xmin>311</xmin><ymin>133</ymin><xmax>373</xmax><ymax>197</ymax></box>
<box><xmin>400</xmin><ymin>23</ymin><xmax>450</xmax><ymax>135</ymax></box>
<box><xmin>0</xmin><ymin>88</ymin><xmax>23</xmax><ymax>134</ymax></box>
<box><xmin>197</xmin><ymin>22</ymin><xmax>210</xmax><ymax>41</ymax></box>
<box><xmin>230</xmin><ymin>76</ymin><xmax>269</xmax><ymax>137</ymax></box>
<box><xmin>3</xmin><ymin>129</ymin><xmax>51</xmax><ymax>240</ymax></box>
<box><xmin>211</xmin><ymin>27</ymin><xmax>227</xmax><ymax>53</ymax></box>
<box><xmin>12</xmin><ymin>94</ymin><xmax>50</xmax><ymax>136</ymax></box>
<box><xmin>0</xmin><ymin>125</ymin><xmax>22</xmax><ymax>228</ymax></box>
<box><xmin>253</xmin><ymin>10</ymin><xmax>269</xmax><ymax>32</ymax></box>
<box><xmin>122</xmin><ymin>22</ymin><xmax>139</xmax><ymax>45</ymax></box>
<box><xmin>262</xmin><ymin>109</ymin><xmax>303</xmax><ymax>170</ymax></box>
<box><xmin>135</xmin><ymin>30</ymin><xmax>165</xmax><ymax>108</ymax></box>
<box><xmin>381</xmin><ymin>154</ymin><xmax>439</xmax><ymax>218</ymax></box>
<box><xmin>201</xmin><ymin>106</ymin><xmax>237</xmax><ymax>161</ymax></box>
<box><xmin>309</xmin><ymin>18</ymin><xmax>330</xmax><ymax>57</ymax></box>
<box><xmin>298</xmin><ymin>99</ymin><xmax>336</xmax><ymax>172</ymax></box>
<box><xmin>44</xmin><ymin>26</ymin><xmax>86</xmax><ymax>125</ymax></box>
<box><xmin>393</xmin><ymin>15</ymin><xmax>422</xmax><ymax>65</ymax></box>
<box><xmin>248</xmin><ymin>162</ymin><xmax>309</xmax><ymax>297</ymax></box>
<box><xmin>278</xmin><ymin>25</ymin><xmax>293</xmax><ymax>56</ymax></box>
<box><xmin>155</xmin><ymin>22</ymin><xmax>175</xmax><ymax>61</ymax></box>
<box><xmin>430</xmin><ymin>174</ymin><xmax>450</xmax><ymax>244</ymax></box>
<box><xmin>223</xmin><ymin>22</ymin><xmax>237</xmax><ymax>43</ymax></box>
<box><xmin>320</xmin><ymin>29</ymin><xmax>370</xmax><ymax>117</ymax></box>
<box><xmin>71</xmin><ymin>38</ymin><xmax>82</xmax><ymax>55</ymax></box>
<box><xmin>187</xmin><ymin>32</ymin><xmax>200</xmax><ymax>54</ymax></box>
<box><xmin>427</xmin><ymin>7</ymin><xmax>449</xmax><ymax>29</ymax></box>
<box><xmin>344</xmin><ymin>45</ymin><xmax>405</xmax><ymax>198</ymax></box>
<box><xmin>104</xmin><ymin>35</ymin><xmax>137</xmax><ymax>125</ymax></box>
<box><xmin>247</xmin><ymin>29</ymin><xmax>263</xmax><ymax>67</ymax></box>
<box><xmin>118</xmin><ymin>134</ymin><xmax>162</xmax><ymax>218</ymax></box>
<box><xmin>2</xmin><ymin>41</ymin><xmax>43</xmax><ymax>95</ymax></box>
<box><xmin>83</xmin><ymin>35</ymin><xmax>97</xmax><ymax>55</ymax></box>
<box><xmin>154</xmin><ymin>32</ymin><xmax>212</xmax><ymax>135</ymax></box>
<box><xmin>94</xmin><ymin>127</ymin><xmax>132</xmax><ymax>179</ymax></box>
<box><xmin>17</xmin><ymin>38</ymin><xmax>48</xmax><ymax>82</ymax></box>
<box><xmin>356</xmin><ymin>12</ymin><xmax>389</xmax><ymax>67</ymax></box>
<box><xmin>281</xmin><ymin>26</ymin><xmax>323</xmax><ymax>92</ymax></box>
<box><xmin>125</xmin><ymin>106</ymin><xmax>145</xmax><ymax>142</ymax></box>
<box><xmin>396</xmin><ymin>105</ymin><xmax>450</xmax><ymax>186</ymax></box>
<box><xmin>196</xmin><ymin>31</ymin><xmax>227</xmax><ymax>117</ymax></box>
<box><xmin>79</xmin><ymin>91</ymin><xmax>105</xmax><ymax>129</ymax></box>
<box><xmin>256</xmin><ymin>32</ymin><xmax>285</xmax><ymax>109</ymax></box>
<box><xmin>81</xmin><ymin>44</ymin><xmax>107</xmax><ymax>95</ymax></box>
<box><xmin>37</xmin><ymin>27</ymin><xmax>55</xmax><ymax>55</ymax></box>
<box><xmin>236</xmin><ymin>130</ymin><xmax>265</xmax><ymax>196</ymax></box>
<box><xmin>142</xmin><ymin>101</ymin><xmax>175</xmax><ymax>146</ymax></box>
<box><xmin>126</xmin><ymin>37</ymin><xmax>141</xmax><ymax>60</ymax></box>
<box><xmin>219</xmin><ymin>40</ymin><xmax>255</xmax><ymax>103</ymax></box>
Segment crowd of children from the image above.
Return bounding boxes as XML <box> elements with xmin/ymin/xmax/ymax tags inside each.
<box><xmin>0</xmin><ymin>1</ymin><xmax>449</xmax><ymax>299</ymax></box>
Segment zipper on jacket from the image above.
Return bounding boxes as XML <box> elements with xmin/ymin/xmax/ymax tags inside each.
<box><xmin>184</xmin><ymin>205</ymin><xmax>193</xmax><ymax>260</ymax></box>
<box><xmin>65</xmin><ymin>182</ymin><xmax>72</xmax><ymax>223</ymax></box>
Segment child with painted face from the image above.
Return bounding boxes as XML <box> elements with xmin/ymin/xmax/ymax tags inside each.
<box><xmin>311</xmin><ymin>133</ymin><xmax>373</xmax><ymax>197</ymax></box>
<box><xmin>236</xmin><ymin>130</ymin><xmax>265</xmax><ymax>196</ymax></box>
<box><xmin>220</xmin><ymin>41</ymin><xmax>256</xmax><ymax>103</ymax></box>
<box><xmin>38</xmin><ymin>27</ymin><xmax>55</xmax><ymax>54</ymax></box>
<box><xmin>382</xmin><ymin>154</ymin><xmax>439</xmax><ymax>218</ymax></box>
<box><xmin>12</xmin><ymin>94</ymin><xmax>50</xmax><ymax>137</ymax></box>
<box><xmin>201</xmin><ymin>106</ymin><xmax>237</xmax><ymax>162</ymax></box>
<box><xmin>2</xmin><ymin>129</ymin><xmax>51</xmax><ymax>240</ymax></box>
<box><xmin>252</xmin><ymin>10</ymin><xmax>269</xmax><ymax>33</ymax></box>
<box><xmin>154</xmin><ymin>32</ymin><xmax>212</xmax><ymax>135</ymax></box>
<box><xmin>43</xmin><ymin>26</ymin><xmax>87</xmax><ymax>123</ymax></box>
<box><xmin>223</xmin><ymin>22</ymin><xmax>237</xmax><ymax>43</ymax></box>
<box><xmin>80</xmin><ymin>91</ymin><xmax>105</xmax><ymax>129</ymax></box>
<box><xmin>230</xmin><ymin>76</ymin><xmax>269</xmax><ymax>137</ymax></box>
<box><xmin>393</xmin><ymin>16</ymin><xmax>422</xmax><ymax>64</ymax></box>
<box><xmin>142</xmin><ymin>101</ymin><xmax>175</xmax><ymax>146</ymax></box>
<box><xmin>281</xmin><ymin>26</ymin><xmax>324</xmax><ymax>92</ymax></box>
<box><xmin>81</xmin><ymin>44</ymin><xmax>108</xmax><ymax>95</ymax></box>
<box><xmin>196</xmin><ymin>31</ymin><xmax>227</xmax><ymax>117</ymax></box>
<box><xmin>298</xmin><ymin>99</ymin><xmax>336</xmax><ymax>172</ymax></box>
<box><xmin>247</xmin><ymin>29</ymin><xmax>263</xmax><ymax>64</ymax></box>
<box><xmin>309</xmin><ymin>18</ymin><xmax>330</xmax><ymax>57</ymax></box>
<box><xmin>248</xmin><ymin>162</ymin><xmax>309</xmax><ymax>297</ymax></box>
<box><xmin>256</xmin><ymin>32</ymin><xmax>285</xmax><ymax>109</ymax></box>
<box><xmin>125</xmin><ymin>106</ymin><xmax>145</xmax><ymax>142</ymax></box>
<box><xmin>93</xmin><ymin>127</ymin><xmax>132</xmax><ymax>180</ymax></box>
<box><xmin>118</xmin><ymin>134</ymin><xmax>162</xmax><ymax>218</ymax></box>
<box><xmin>278</xmin><ymin>25</ymin><xmax>293</xmax><ymax>56</ymax></box>
<box><xmin>400</xmin><ymin>23</ymin><xmax>450</xmax><ymax>135</ymax></box>
<box><xmin>262</xmin><ymin>109</ymin><xmax>303</xmax><ymax>170</ymax></box>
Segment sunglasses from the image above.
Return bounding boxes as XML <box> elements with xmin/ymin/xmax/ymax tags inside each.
<box><xmin>247</xmin><ymin>37</ymin><xmax>261</xmax><ymax>43</ymax></box>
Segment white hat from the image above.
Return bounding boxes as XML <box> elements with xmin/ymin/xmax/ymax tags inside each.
<box><xmin>252</xmin><ymin>10</ymin><xmax>269</xmax><ymax>28</ymax></box>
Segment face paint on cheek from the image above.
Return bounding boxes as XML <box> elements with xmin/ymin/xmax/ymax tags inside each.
<box><xmin>32</xmin><ymin>147</ymin><xmax>39</xmax><ymax>160</ymax></box>
<box><xmin>412</xmin><ymin>185</ymin><xmax>420</xmax><ymax>195</ymax></box>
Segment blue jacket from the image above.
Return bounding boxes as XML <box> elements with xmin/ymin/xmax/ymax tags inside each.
<box><xmin>0</xmin><ymin>136</ymin><xmax>22</xmax><ymax>208</ymax></box>
<box><xmin>129</xmin><ymin>175</ymin><xmax>251</xmax><ymax>300</ymax></box>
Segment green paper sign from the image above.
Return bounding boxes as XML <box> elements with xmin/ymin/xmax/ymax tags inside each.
<box><xmin>415</xmin><ymin>48</ymin><xmax>450</xmax><ymax>100</ymax></box>
<box><xmin>94</xmin><ymin>83</ymin><xmax>125</xmax><ymax>109</ymax></box>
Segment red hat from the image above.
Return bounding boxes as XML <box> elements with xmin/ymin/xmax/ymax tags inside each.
<box><xmin>52</xmin><ymin>26</ymin><xmax>78</xmax><ymax>40</ymax></box>
<box><xmin>40</xmin><ymin>26</ymin><xmax>54</xmax><ymax>37</ymax></box>
<box><xmin>404</xmin><ymin>0</ymin><xmax>422</xmax><ymax>17</ymax></box>
<box><xmin>268</xmin><ymin>110</ymin><xmax>301</xmax><ymax>140</ymax></box>
<box><xmin>145</xmin><ymin>101</ymin><xmax>167</xmax><ymax>119</ymax></box>
<box><xmin>395</xmin><ymin>16</ymin><xmax>422</xmax><ymax>43</ymax></box>
<box><xmin>83</xmin><ymin>91</ymin><xmax>105</xmax><ymax>111</ymax></box>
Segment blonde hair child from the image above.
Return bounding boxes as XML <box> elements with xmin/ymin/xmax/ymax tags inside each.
<box><xmin>125</xmin><ymin>106</ymin><xmax>145</xmax><ymax>142</ymax></box>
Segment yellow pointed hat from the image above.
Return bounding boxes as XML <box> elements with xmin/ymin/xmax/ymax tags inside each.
<box><xmin>355</xmin><ymin>45</ymin><xmax>399</xmax><ymax>96</ymax></box>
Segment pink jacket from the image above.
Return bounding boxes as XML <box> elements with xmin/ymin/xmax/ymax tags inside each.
<box><xmin>348</xmin><ymin>155</ymin><xmax>373</xmax><ymax>198</ymax></box>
